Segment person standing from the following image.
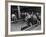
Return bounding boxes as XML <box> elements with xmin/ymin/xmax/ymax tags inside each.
<box><xmin>26</xmin><ymin>12</ymin><xmax>32</xmax><ymax>26</ymax></box>
<box><xmin>36</xmin><ymin>12</ymin><xmax>41</xmax><ymax>24</ymax></box>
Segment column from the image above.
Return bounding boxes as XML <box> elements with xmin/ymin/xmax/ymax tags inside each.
<box><xmin>18</xmin><ymin>6</ymin><xmax>21</xmax><ymax>18</ymax></box>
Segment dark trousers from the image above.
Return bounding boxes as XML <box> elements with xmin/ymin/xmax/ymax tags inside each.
<box><xmin>27</xmin><ymin>18</ymin><xmax>32</xmax><ymax>26</ymax></box>
<box><xmin>27</xmin><ymin>18</ymin><xmax>37</xmax><ymax>26</ymax></box>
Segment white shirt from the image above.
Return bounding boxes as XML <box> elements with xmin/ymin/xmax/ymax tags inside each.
<box><xmin>27</xmin><ymin>14</ymin><xmax>31</xmax><ymax>18</ymax></box>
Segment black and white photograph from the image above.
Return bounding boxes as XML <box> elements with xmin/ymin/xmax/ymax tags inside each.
<box><xmin>8</xmin><ymin>2</ymin><xmax>44</xmax><ymax>35</ymax></box>
<box><xmin>11</xmin><ymin>6</ymin><xmax>41</xmax><ymax>31</ymax></box>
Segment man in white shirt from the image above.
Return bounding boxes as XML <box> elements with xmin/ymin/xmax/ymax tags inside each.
<box><xmin>12</xmin><ymin>14</ymin><xmax>17</xmax><ymax>23</ymax></box>
<box><xmin>26</xmin><ymin>13</ymin><xmax>32</xmax><ymax>26</ymax></box>
<box><xmin>26</xmin><ymin>12</ymin><xmax>38</xmax><ymax>26</ymax></box>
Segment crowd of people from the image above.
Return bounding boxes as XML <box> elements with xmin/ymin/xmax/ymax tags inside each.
<box><xmin>11</xmin><ymin>11</ymin><xmax>41</xmax><ymax>26</ymax></box>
